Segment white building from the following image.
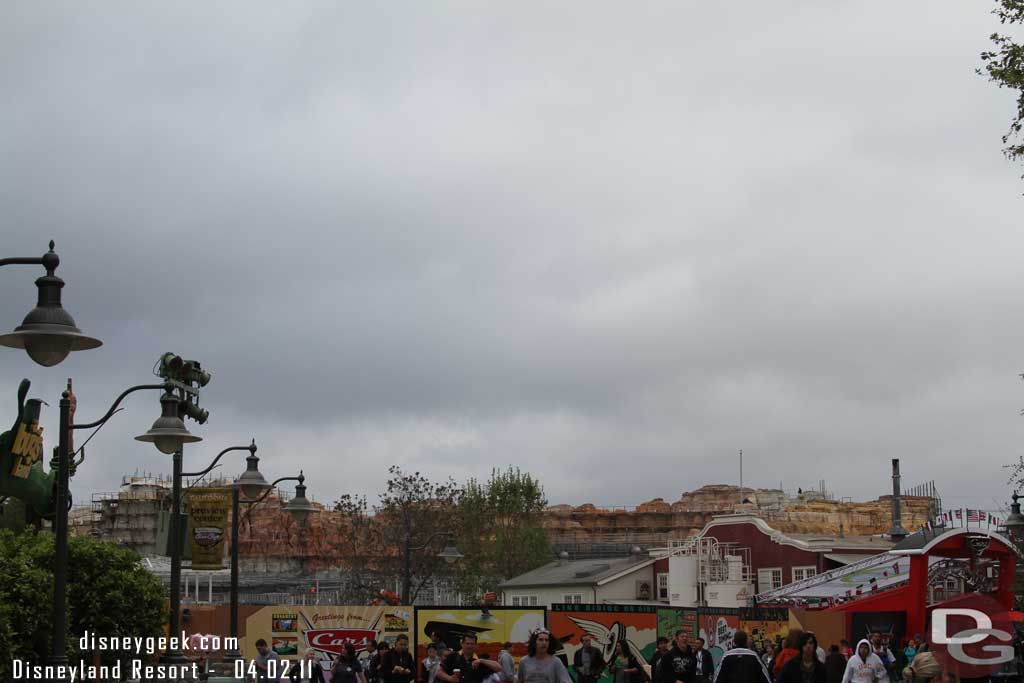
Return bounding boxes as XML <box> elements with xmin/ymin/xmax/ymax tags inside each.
<box><xmin>498</xmin><ymin>554</ymin><xmax>659</xmax><ymax>607</ymax></box>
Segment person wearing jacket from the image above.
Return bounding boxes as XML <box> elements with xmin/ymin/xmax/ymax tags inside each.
<box><xmin>712</xmin><ymin>630</ymin><xmax>772</xmax><ymax>683</ymax></box>
<box><xmin>841</xmin><ymin>640</ymin><xmax>889</xmax><ymax>683</ymax></box>
<box><xmin>690</xmin><ymin>639</ymin><xmax>713</xmax><ymax>683</ymax></box>
<box><xmin>656</xmin><ymin>631</ymin><xmax>694</xmax><ymax>683</ymax></box>
<box><xmin>573</xmin><ymin>634</ymin><xmax>606</xmax><ymax>683</ymax></box>
<box><xmin>777</xmin><ymin>633</ymin><xmax>826</xmax><ymax>683</ymax></box>
<box><xmin>824</xmin><ymin>645</ymin><xmax>847</xmax><ymax>683</ymax></box>
<box><xmin>773</xmin><ymin>630</ymin><xmax>803</xmax><ymax>680</ymax></box>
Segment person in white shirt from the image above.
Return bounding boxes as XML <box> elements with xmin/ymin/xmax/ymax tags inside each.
<box><xmin>842</xmin><ymin>640</ymin><xmax>889</xmax><ymax>683</ymax></box>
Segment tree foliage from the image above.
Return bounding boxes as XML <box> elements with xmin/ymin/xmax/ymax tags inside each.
<box><xmin>981</xmin><ymin>0</ymin><xmax>1024</xmax><ymax>163</ymax></box>
<box><xmin>455</xmin><ymin>467</ymin><xmax>551</xmax><ymax>599</ymax></box>
<box><xmin>332</xmin><ymin>466</ymin><xmax>461</xmax><ymax>604</ymax></box>
<box><xmin>0</xmin><ymin>529</ymin><xmax>167</xmax><ymax>678</ymax></box>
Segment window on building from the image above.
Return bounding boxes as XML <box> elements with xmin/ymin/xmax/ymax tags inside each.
<box><xmin>563</xmin><ymin>593</ymin><xmax>583</xmax><ymax>604</ymax></box>
<box><xmin>757</xmin><ymin>567</ymin><xmax>783</xmax><ymax>593</ymax></box>
<box><xmin>511</xmin><ymin>595</ymin><xmax>539</xmax><ymax>607</ymax></box>
<box><xmin>792</xmin><ymin>566</ymin><xmax>817</xmax><ymax>582</ymax></box>
<box><xmin>657</xmin><ymin>573</ymin><xmax>669</xmax><ymax>600</ymax></box>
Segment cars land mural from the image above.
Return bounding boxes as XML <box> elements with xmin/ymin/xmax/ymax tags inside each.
<box><xmin>656</xmin><ymin>607</ymin><xmax>698</xmax><ymax>641</ymax></box>
<box><xmin>244</xmin><ymin>605</ymin><xmax>413</xmax><ymax>665</ymax></box>
<box><xmin>697</xmin><ymin>609</ymin><xmax>739</xmax><ymax>669</ymax></box>
<box><xmin>549</xmin><ymin>605</ymin><xmax>657</xmax><ymax>683</ymax></box>
<box><xmin>414</xmin><ymin>607</ymin><xmax>545</xmax><ymax>666</ymax></box>
<box><xmin>739</xmin><ymin>607</ymin><xmax>789</xmax><ymax>655</ymax></box>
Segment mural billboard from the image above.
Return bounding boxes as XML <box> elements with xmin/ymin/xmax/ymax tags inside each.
<box><xmin>697</xmin><ymin>608</ymin><xmax>739</xmax><ymax>669</ymax></box>
<box><xmin>414</xmin><ymin>607</ymin><xmax>545</xmax><ymax>665</ymax></box>
<box><xmin>739</xmin><ymin>607</ymin><xmax>789</xmax><ymax>654</ymax></box>
<box><xmin>244</xmin><ymin>605</ymin><xmax>413</xmax><ymax>664</ymax></box>
<box><xmin>549</xmin><ymin>605</ymin><xmax>657</xmax><ymax>683</ymax></box>
<box><xmin>656</xmin><ymin>607</ymin><xmax>698</xmax><ymax>641</ymax></box>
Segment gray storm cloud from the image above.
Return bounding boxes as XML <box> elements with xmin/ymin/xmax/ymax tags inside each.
<box><xmin>0</xmin><ymin>2</ymin><xmax>1020</xmax><ymax>512</ymax></box>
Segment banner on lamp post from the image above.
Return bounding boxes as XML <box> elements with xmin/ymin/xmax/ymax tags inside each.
<box><xmin>185</xmin><ymin>487</ymin><xmax>232</xmax><ymax>570</ymax></box>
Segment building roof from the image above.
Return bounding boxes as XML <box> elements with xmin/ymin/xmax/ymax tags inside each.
<box><xmin>823</xmin><ymin>553</ymin><xmax>876</xmax><ymax>565</ymax></box>
<box><xmin>697</xmin><ymin>513</ymin><xmax>894</xmax><ymax>552</ymax></box>
<box><xmin>498</xmin><ymin>556</ymin><xmax>655</xmax><ymax>589</ymax></box>
<box><xmin>755</xmin><ymin>552</ymin><xmax>920</xmax><ymax>604</ymax></box>
<box><xmin>889</xmin><ymin>526</ymin><xmax>1018</xmax><ymax>556</ymax></box>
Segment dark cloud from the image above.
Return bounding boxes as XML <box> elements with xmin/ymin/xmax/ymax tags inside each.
<box><xmin>0</xmin><ymin>2</ymin><xmax>1021</xmax><ymax>513</ymax></box>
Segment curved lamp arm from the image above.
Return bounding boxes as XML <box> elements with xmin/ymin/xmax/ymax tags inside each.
<box><xmin>244</xmin><ymin>473</ymin><xmax>303</xmax><ymax>506</ymax></box>
<box><xmin>182</xmin><ymin>441</ymin><xmax>255</xmax><ymax>478</ymax></box>
<box><xmin>410</xmin><ymin>530</ymin><xmax>455</xmax><ymax>553</ymax></box>
<box><xmin>71</xmin><ymin>382</ymin><xmax>171</xmax><ymax>430</ymax></box>
<box><xmin>0</xmin><ymin>241</ymin><xmax>53</xmax><ymax>268</ymax></box>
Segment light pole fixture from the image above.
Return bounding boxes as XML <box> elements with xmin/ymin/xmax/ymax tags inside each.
<box><xmin>46</xmin><ymin>381</ymin><xmax>172</xmax><ymax>678</ymax></box>
<box><xmin>181</xmin><ymin>439</ymin><xmax>272</xmax><ymax>663</ymax></box>
<box><xmin>403</xmin><ymin>530</ymin><xmax>464</xmax><ymax>604</ymax></box>
<box><xmin>135</xmin><ymin>390</ymin><xmax>204</xmax><ymax>666</ymax></box>
<box><xmin>283</xmin><ymin>471</ymin><xmax>316</xmax><ymax>523</ymax></box>
<box><xmin>134</xmin><ymin>392</ymin><xmax>202</xmax><ymax>454</ymax></box>
<box><xmin>235</xmin><ymin>442</ymin><xmax>271</xmax><ymax>501</ymax></box>
<box><xmin>0</xmin><ymin>240</ymin><xmax>101</xmax><ymax>366</ymax></box>
<box><xmin>438</xmin><ymin>538</ymin><xmax>464</xmax><ymax>564</ymax></box>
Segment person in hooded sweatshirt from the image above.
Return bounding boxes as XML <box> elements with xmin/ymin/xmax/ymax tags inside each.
<box><xmin>841</xmin><ymin>639</ymin><xmax>889</xmax><ymax>683</ymax></box>
<box><xmin>711</xmin><ymin>630</ymin><xmax>772</xmax><ymax>683</ymax></box>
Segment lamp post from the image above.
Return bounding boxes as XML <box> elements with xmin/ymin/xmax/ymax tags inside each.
<box><xmin>0</xmin><ymin>240</ymin><xmax>101</xmax><ymax>366</ymax></box>
<box><xmin>178</xmin><ymin>442</ymin><xmax>315</xmax><ymax>663</ymax></box>
<box><xmin>402</xmin><ymin>531</ymin><xmax>464</xmax><ymax>605</ymax></box>
<box><xmin>225</xmin><ymin>471</ymin><xmax>315</xmax><ymax>660</ymax></box>
<box><xmin>47</xmin><ymin>381</ymin><xmax>195</xmax><ymax>681</ymax></box>
<box><xmin>1004</xmin><ymin>492</ymin><xmax>1024</xmax><ymax>608</ymax></box>
<box><xmin>180</xmin><ymin>440</ymin><xmax>271</xmax><ymax>663</ymax></box>
<box><xmin>135</xmin><ymin>395</ymin><xmax>204</xmax><ymax>666</ymax></box>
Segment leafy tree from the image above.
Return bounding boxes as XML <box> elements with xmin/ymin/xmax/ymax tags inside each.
<box><xmin>981</xmin><ymin>1</ymin><xmax>1024</xmax><ymax>164</ymax></box>
<box><xmin>0</xmin><ymin>529</ymin><xmax>167</xmax><ymax>678</ymax></box>
<box><xmin>456</xmin><ymin>467</ymin><xmax>551</xmax><ymax>599</ymax></box>
<box><xmin>0</xmin><ymin>496</ymin><xmax>29</xmax><ymax>532</ymax></box>
<box><xmin>333</xmin><ymin>467</ymin><xmax>461</xmax><ymax>604</ymax></box>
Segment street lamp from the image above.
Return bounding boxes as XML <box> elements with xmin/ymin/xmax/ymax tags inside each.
<box><xmin>403</xmin><ymin>531</ymin><xmax>464</xmax><ymax>604</ymax></box>
<box><xmin>46</xmin><ymin>381</ymin><xmax>179</xmax><ymax>678</ymax></box>
<box><xmin>180</xmin><ymin>440</ymin><xmax>270</xmax><ymax>662</ymax></box>
<box><xmin>135</xmin><ymin>392</ymin><xmax>202</xmax><ymax>455</ymax></box>
<box><xmin>222</xmin><ymin>470</ymin><xmax>314</xmax><ymax>661</ymax></box>
<box><xmin>0</xmin><ymin>240</ymin><xmax>101</xmax><ymax>366</ymax></box>
<box><xmin>134</xmin><ymin>394</ymin><xmax>204</xmax><ymax>666</ymax></box>
<box><xmin>1006</xmin><ymin>492</ymin><xmax>1024</xmax><ymax>538</ymax></box>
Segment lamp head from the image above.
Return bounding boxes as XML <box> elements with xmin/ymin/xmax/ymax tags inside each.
<box><xmin>234</xmin><ymin>440</ymin><xmax>271</xmax><ymax>500</ymax></box>
<box><xmin>134</xmin><ymin>392</ymin><xmax>201</xmax><ymax>454</ymax></box>
<box><xmin>284</xmin><ymin>471</ymin><xmax>316</xmax><ymax>524</ymax></box>
<box><xmin>0</xmin><ymin>241</ymin><xmax>101</xmax><ymax>366</ymax></box>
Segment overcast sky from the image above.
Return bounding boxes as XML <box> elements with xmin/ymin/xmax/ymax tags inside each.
<box><xmin>2</xmin><ymin>2</ymin><xmax>1023</xmax><ymax>514</ymax></box>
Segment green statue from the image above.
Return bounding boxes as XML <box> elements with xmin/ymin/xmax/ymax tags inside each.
<box><xmin>0</xmin><ymin>379</ymin><xmax>56</xmax><ymax>519</ymax></box>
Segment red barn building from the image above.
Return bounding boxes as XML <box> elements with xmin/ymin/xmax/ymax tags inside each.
<box><xmin>652</xmin><ymin>513</ymin><xmax>894</xmax><ymax>596</ymax></box>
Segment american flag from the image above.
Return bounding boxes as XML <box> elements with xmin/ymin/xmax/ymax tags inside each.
<box><xmin>955</xmin><ymin>509</ymin><xmax>963</xmax><ymax>521</ymax></box>
<box><xmin>968</xmin><ymin>509</ymin><xmax>983</xmax><ymax>523</ymax></box>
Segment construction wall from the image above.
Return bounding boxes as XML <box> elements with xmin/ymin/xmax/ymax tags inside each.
<box><xmin>656</xmin><ymin>607</ymin><xmax>698</xmax><ymax>640</ymax></box>
<box><xmin>695</xmin><ymin>608</ymin><xmax>739</xmax><ymax>667</ymax></box>
<box><xmin>738</xmin><ymin>607</ymin><xmax>789</xmax><ymax>654</ymax></box>
<box><xmin>788</xmin><ymin>608</ymin><xmax>845</xmax><ymax>652</ymax></box>
<box><xmin>243</xmin><ymin>605</ymin><xmax>414</xmax><ymax>662</ymax></box>
<box><xmin>414</xmin><ymin>607</ymin><xmax>545</xmax><ymax>664</ymax></box>
<box><xmin>549</xmin><ymin>605</ymin><xmax>657</xmax><ymax>683</ymax></box>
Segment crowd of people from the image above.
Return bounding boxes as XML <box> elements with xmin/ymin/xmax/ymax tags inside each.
<box><xmin>246</xmin><ymin>626</ymin><xmax>1022</xmax><ymax>683</ymax></box>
